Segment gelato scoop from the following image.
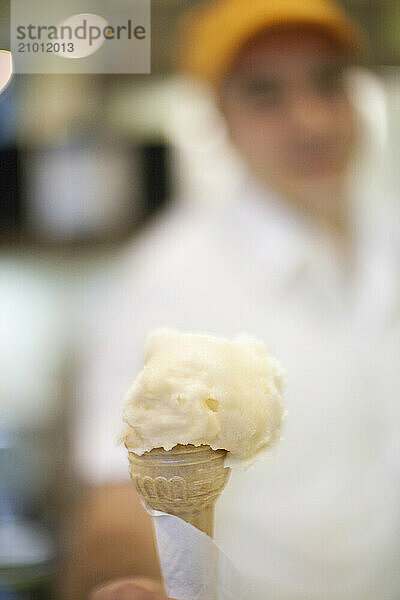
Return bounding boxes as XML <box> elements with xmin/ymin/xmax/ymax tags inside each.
<box><xmin>122</xmin><ymin>329</ymin><xmax>285</xmax><ymax>467</ymax></box>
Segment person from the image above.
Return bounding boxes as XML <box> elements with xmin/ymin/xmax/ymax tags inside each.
<box><xmin>62</xmin><ymin>0</ymin><xmax>400</xmax><ymax>598</ymax></box>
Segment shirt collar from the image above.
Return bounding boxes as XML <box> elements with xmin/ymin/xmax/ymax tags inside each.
<box><xmin>228</xmin><ymin>178</ymin><xmax>343</xmax><ymax>292</ymax></box>
<box><xmin>224</xmin><ymin>176</ymin><xmax>398</xmax><ymax>331</ymax></box>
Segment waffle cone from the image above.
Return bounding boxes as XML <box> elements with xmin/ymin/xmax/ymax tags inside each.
<box><xmin>127</xmin><ymin>444</ymin><xmax>230</xmax><ymax>537</ymax></box>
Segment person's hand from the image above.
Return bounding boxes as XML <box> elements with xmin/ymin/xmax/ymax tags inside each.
<box><xmin>88</xmin><ymin>577</ymin><xmax>174</xmax><ymax>600</ymax></box>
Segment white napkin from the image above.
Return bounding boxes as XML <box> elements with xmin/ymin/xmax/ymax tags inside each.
<box><xmin>146</xmin><ymin>508</ymin><xmax>247</xmax><ymax>600</ymax></box>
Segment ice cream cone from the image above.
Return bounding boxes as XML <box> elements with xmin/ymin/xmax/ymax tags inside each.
<box><xmin>127</xmin><ymin>444</ymin><xmax>230</xmax><ymax>537</ymax></box>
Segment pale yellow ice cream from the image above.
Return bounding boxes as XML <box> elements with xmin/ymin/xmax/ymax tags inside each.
<box><xmin>122</xmin><ymin>329</ymin><xmax>285</xmax><ymax>467</ymax></box>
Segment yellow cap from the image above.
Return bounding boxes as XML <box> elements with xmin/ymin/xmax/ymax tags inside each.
<box><xmin>182</xmin><ymin>0</ymin><xmax>365</xmax><ymax>86</ymax></box>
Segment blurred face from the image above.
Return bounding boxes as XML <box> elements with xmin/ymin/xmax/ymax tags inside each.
<box><xmin>219</xmin><ymin>27</ymin><xmax>358</xmax><ymax>209</ymax></box>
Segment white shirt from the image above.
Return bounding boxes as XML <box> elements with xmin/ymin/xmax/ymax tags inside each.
<box><xmin>74</xmin><ymin>181</ymin><xmax>400</xmax><ymax>600</ymax></box>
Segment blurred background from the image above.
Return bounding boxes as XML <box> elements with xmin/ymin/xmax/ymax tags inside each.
<box><xmin>0</xmin><ymin>0</ymin><xmax>399</xmax><ymax>597</ymax></box>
